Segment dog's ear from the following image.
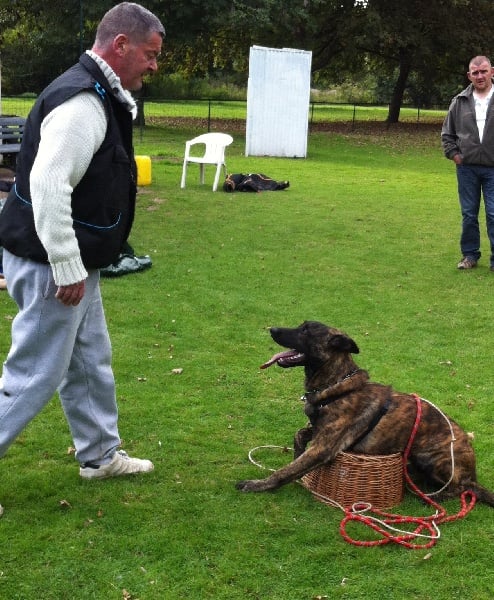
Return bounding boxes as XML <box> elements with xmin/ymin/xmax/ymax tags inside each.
<box><xmin>328</xmin><ymin>334</ymin><xmax>360</xmax><ymax>354</ymax></box>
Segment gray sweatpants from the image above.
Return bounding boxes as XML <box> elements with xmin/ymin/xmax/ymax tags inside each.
<box><xmin>0</xmin><ymin>250</ymin><xmax>121</xmax><ymax>465</ymax></box>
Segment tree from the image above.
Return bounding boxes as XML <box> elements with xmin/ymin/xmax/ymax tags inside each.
<box><xmin>0</xmin><ymin>0</ymin><xmax>111</xmax><ymax>93</ymax></box>
<box><xmin>326</xmin><ymin>0</ymin><xmax>494</xmax><ymax>122</ymax></box>
<box><xmin>2</xmin><ymin>0</ymin><xmax>494</xmax><ymax>122</ymax></box>
<box><xmin>0</xmin><ymin>0</ymin><xmax>173</xmax><ymax>93</ymax></box>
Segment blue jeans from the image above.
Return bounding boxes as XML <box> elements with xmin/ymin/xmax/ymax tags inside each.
<box><xmin>456</xmin><ymin>164</ymin><xmax>494</xmax><ymax>265</ymax></box>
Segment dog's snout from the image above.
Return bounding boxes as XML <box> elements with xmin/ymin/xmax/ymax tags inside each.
<box><xmin>269</xmin><ymin>327</ymin><xmax>287</xmax><ymax>342</ymax></box>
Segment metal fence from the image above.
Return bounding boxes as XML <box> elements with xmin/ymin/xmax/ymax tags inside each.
<box><xmin>0</xmin><ymin>96</ymin><xmax>447</xmax><ymax>128</ymax></box>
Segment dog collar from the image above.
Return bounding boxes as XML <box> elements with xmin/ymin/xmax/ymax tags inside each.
<box><xmin>301</xmin><ymin>368</ymin><xmax>363</xmax><ymax>405</ymax></box>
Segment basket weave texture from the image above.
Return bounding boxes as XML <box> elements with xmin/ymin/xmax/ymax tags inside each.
<box><xmin>301</xmin><ymin>451</ymin><xmax>404</xmax><ymax>509</ymax></box>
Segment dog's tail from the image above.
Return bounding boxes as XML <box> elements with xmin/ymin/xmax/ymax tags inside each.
<box><xmin>469</xmin><ymin>484</ymin><xmax>494</xmax><ymax>507</ymax></box>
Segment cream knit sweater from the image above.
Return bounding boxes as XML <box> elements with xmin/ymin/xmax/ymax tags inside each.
<box><xmin>29</xmin><ymin>51</ymin><xmax>136</xmax><ymax>286</ymax></box>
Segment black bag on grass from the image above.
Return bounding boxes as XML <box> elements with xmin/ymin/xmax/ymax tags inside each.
<box><xmin>223</xmin><ymin>173</ymin><xmax>289</xmax><ymax>193</ymax></box>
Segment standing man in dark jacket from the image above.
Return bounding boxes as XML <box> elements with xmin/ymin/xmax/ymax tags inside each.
<box><xmin>442</xmin><ymin>55</ymin><xmax>494</xmax><ymax>270</ymax></box>
<box><xmin>0</xmin><ymin>3</ymin><xmax>165</xmax><ymax>517</ymax></box>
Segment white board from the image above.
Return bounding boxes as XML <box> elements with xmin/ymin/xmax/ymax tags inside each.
<box><xmin>246</xmin><ymin>46</ymin><xmax>312</xmax><ymax>158</ymax></box>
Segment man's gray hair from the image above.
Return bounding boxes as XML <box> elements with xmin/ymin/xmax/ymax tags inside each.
<box><xmin>95</xmin><ymin>2</ymin><xmax>165</xmax><ymax>46</ymax></box>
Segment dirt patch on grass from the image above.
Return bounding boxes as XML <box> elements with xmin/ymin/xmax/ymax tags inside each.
<box><xmin>146</xmin><ymin>117</ymin><xmax>443</xmax><ymax>152</ymax></box>
<box><xmin>147</xmin><ymin>116</ymin><xmax>442</xmax><ymax>136</ymax></box>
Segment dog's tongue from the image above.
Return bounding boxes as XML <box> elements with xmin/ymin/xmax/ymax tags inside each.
<box><xmin>260</xmin><ymin>349</ymin><xmax>301</xmax><ymax>369</ymax></box>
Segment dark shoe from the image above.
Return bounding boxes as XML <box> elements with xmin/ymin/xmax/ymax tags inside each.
<box><xmin>457</xmin><ymin>257</ymin><xmax>477</xmax><ymax>270</ymax></box>
<box><xmin>134</xmin><ymin>255</ymin><xmax>152</xmax><ymax>270</ymax></box>
<box><xmin>100</xmin><ymin>254</ymin><xmax>152</xmax><ymax>277</ymax></box>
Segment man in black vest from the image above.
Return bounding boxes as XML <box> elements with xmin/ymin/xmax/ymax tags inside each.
<box><xmin>0</xmin><ymin>3</ymin><xmax>165</xmax><ymax>516</ymax></box>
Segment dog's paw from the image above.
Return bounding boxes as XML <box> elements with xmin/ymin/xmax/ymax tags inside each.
<box><xmin>235</xmin><ymin>479</ymin><xmax>265</xmax><ymax>492</ymax></box>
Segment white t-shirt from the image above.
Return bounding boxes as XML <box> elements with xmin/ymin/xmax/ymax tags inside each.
<box><xmin>473</xmin><ymin>87</ymin><xmax>494</xmax><ymax>142</ymax></box>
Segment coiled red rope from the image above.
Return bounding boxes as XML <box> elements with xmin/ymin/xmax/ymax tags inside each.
<box><xmin>339</xmin><ymin>394</ymin><xmax>477</xmax><ymax>549</ymax></box>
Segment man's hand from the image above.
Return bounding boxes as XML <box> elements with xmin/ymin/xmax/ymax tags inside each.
<box><xmin>55</xmin><ymin>281</ymin><xmax>85</xmax><ymax>306</ymax></box>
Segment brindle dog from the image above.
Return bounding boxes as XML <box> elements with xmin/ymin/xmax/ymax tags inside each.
<box><xmin>236</xmin><ymin>321</ymin><xmax>494</xmax><ymax>506</ymax></box>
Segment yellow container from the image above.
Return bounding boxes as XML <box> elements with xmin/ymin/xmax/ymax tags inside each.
<box><xmin>135</xmin><ymin>155</ymin><xmax>152</xmax><ymax>186</ymax></box>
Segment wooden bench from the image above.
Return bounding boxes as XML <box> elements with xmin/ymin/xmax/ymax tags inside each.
<box><xmin>0</xmin><ymin>116</ymin><xmax>25</xmax><ymax>156</ymax></box>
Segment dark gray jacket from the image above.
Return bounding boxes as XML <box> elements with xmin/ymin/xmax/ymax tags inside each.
<box><xmin>441</xmin><ymin>83</ymin><xmax>494</xmax><ymax>165</ymax></box>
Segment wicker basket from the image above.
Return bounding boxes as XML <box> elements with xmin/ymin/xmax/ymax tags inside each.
<box><xmin>301</xmin><ymin>452</ymin><xmax>404</xmax><ymax>510</ymax></box>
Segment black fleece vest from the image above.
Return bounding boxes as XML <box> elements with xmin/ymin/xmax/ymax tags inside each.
<box><xmin>0</xmin><ymin>54</ymin><xmax>137</xmax><ymax>269</ymax></box>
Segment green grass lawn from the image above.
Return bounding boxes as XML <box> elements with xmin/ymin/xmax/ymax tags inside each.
<box><xmin>1</xmin><ymin>119</ymin><xmax>494</xmax><ymax>599</ymax></box>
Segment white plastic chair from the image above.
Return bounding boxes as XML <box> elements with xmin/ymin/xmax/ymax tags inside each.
<box><xmin>180</xmin><ymin>133</ymin><xmax>233</xmax><ymax>192</ymax></box>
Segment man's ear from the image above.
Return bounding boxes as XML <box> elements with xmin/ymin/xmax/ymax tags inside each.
<box><xmin>113</xmin><ymin>34</ymin><xmax>129</xmax><ymax>57</ymax></box>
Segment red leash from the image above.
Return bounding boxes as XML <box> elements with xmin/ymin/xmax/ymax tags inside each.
<box><xmin>339</xmin><ymin>394</ymin><xmax>477</xmax><ymax>549</ymax></box>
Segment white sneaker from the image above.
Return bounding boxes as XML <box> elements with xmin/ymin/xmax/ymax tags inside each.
<box><xmin>79</xmin><ymin>450</ymin><xmax>154</xmax><ymax>479</ymax></box>
<box><xmin>0</xmin><ymin>503</ymin><xmax>3</xmax><ymax>517</ymax></box>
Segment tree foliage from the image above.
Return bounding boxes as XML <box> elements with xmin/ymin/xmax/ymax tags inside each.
<box><xmin>1</xmin><ymin>0</ymin><xmax>494</xmax><ymax>121</ymax></box>
<box><xmin>342</xmin><ymin>0</ymin><xmax>494</xmax><ymax>121</ymax></box>
<box><xmin>0</xmin><ymin>0</ymin><xmax>109</xmax><ymax>91</ymax></box>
